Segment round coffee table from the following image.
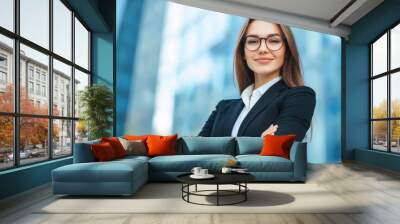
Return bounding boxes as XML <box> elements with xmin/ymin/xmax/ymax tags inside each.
<box><xmin>177</xmin><ymin>172</ymin><xmax>255</xmax><ymax>206</ymax></box>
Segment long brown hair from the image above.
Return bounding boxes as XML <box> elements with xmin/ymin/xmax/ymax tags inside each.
<box><xmin>234</xmin><ymin>19</ymin><xmax>304</xmax><ymax>93</ymax></box>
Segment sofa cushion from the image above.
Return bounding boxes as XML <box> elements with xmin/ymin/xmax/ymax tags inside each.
<box><xmin>236</xmin><ymin>155</ymin><xmax>293</xmax><ymax>172</ymax></box>
<box><xmin>91</xmin><ymin>142</ymin><xmax>118</xmax><ymax>161</ymax></box>
<box><xmin>52</xmin><ymin>158</ymin><xmax>148</xmax><ymax>183</ymax></box>
<box><xmin>123</xmin><ymin>135</ymin><xmax>149</xmax><ymax>141</ymax></box>
<box><xmin>260</xmin><ymin>134</ymin><xmax>296</xmax><ymax>159</ymax></box>
<box><xmin>101</xmin><ymin>137</ymin><xmax>127</xmax><ymax>158</ymax></box>
<box><xmin>115</xmin><ymin>155</ymin><xmax>150</xmax><ymax>163</ymax></box>
<box><xmin>148</xmin><ymin>154</ymin><xmax>235</xmax><ymax>172</ymax></box>
<box><xmin>235</xmin><ymin>137</ymin><xmax>263</xmax><ymax>155</ymax></box>
<box><xmin>118</xmin><ymin>138</ymin><xmax>147</xmax><ymax>156</ymax></box>
<box><xmin>177</xmin><ymin>137</ymin><xmax>235</xmax><ymax>155</ymax></box>
<box><xmin>147</xmin><ymin>134</ymin><xmax>178</xmax><ymax>157</ymax></box>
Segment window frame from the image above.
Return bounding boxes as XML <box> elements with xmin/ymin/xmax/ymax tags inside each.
<box><xmin>369</xmin><ymin>20</ymin><xmax>400</xmax><ymax>154</ymax></box>
<box><xmin>0</xmin><ymin>0</ymin><xmax>92</xmax><ymax>171</ymax></box>
<box><xmin>0</xmin><ymin>70</ymin><xmax>7</xmax><ymax>85</ymax></box>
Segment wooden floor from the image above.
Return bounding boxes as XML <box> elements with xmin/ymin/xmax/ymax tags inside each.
<box><xmin>1</xmin><ymin>161</ymin><xmax>400</xmax><ymax>224</ymax></box>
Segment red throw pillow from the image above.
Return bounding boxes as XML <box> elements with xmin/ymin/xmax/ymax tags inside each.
<box><xmin>91</xmin><ymin>142</ymin><xmax>118</xmax><ymax>161</ymax></box>
<box><xmin>101</xmin><ymin>137</ymin><xmax>127</xmax><ymax>158</ymax></box>
<box><xmin>146</xmin><ymin>134</ymin><xmax>178</xmax><ymax>157</ymax></box>
<box><xmin>259</xmin><ymin>134</ymin><xmax>296</xmax><ymax>159</ymax></box>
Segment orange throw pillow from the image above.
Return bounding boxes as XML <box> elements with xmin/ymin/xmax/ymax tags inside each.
<box><xmin>146</xmin><ymin>134</ymin><xmax>178</xmax><ymax>157</ymax></box>
<box><xmin>101</xmin><ymin>137</ymin><xmax>127</xmax><ymax>158</ymax></box>
<box><xmin>91</xmin><ymin>142</ymin><xmax>117</xmax><ymax>161</ymax></box>
<box><xmin>260</xmin><ymin>134</ymin><xmax>296</xmax><ymax>159</ymax></box>
<box><xmin>123</xmin><ymin>135</ymin><xmax>149</xmax><ymax>141</ymax></box>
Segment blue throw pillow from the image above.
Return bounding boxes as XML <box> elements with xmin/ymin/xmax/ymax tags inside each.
<box><xmin>235</xmin><ymin>137</ymin><xmax>263</xmax><ymax>155</ymax></box>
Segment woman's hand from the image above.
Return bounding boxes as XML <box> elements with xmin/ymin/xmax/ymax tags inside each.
<box><xmin>261</xmin><ymin>124</ymin><xmax>278</xmax><ymax>137</ymax></box>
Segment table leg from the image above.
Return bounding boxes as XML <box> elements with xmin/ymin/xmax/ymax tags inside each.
<box><xmin>187</xmin><ymin>184</ymin><xmax>190</xmax><ymax>202</ymax></box>
<box><xmin>217</xmin><ymin>184</ymin><xmax>219</xmax><ymax>206</ymax></box>
<box><xmin>245</xmin><ymin>183</ymin><xmax>247</xmax><ymax>201</ymax></box>
<box><xmin>195</xmin><ymin>184</ymin><xmax>197</xmax><ymax>192</ymax></box>
<box><xmin>181</xmin><ymin>184</ymin><xmax>183</xmax><ymax>199</ymax></box>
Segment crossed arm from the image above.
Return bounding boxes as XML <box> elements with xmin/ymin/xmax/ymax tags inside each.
<box><xmin>199</xmin><ymin>87</ymin><xmax>316</xmax><ymax>141</ymax></box>
<box><xmin>262</xmin><ymin>87</ymin><xmax>316</xmax><ymax>141</ymax></box>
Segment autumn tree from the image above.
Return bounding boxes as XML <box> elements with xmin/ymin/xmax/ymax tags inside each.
<box><xmin>391</xmin><ymin>99</ymin><xmax>400</xmax><ymax>144</ymax></box>
<box><xmin>372</xmin><ymin>99</ymin><xmax>387</xmax><ymax>140</ymax></box>
<box><xmin>0</xmin><ymin>84</ymin><xmax>60</xmax><ymax>152</ymax></box>
<box><xmin>372</xmin><ymin>99</ymin><xmax>400</xmax><ymax>144</ymax></box>
<box><xmin>76</xmin><ymin>119</ymin><xmax>87</xmax><ymax>142</ymax></box>
<box><xmin>0</xmin><ymin>85</ymin><xmax>14</xmax><ymax>150</ymax></box>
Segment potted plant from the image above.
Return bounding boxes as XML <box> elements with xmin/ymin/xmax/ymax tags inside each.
<box><xmin>79</xmin><ymin>84</ymin><xmax>114</xmax><ymax>140</ymax></box>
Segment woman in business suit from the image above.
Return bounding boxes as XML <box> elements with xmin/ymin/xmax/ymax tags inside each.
<box><xmin>199</xmin><ymin>19</ymin><xmax>316</xmax><ymax>142</ymax></box>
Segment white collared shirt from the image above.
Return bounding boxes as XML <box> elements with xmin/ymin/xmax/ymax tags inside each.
<box><xmin>231</xmin><ymin>76</ymin><xmax>282</xmax><ymax>137</ymax></box>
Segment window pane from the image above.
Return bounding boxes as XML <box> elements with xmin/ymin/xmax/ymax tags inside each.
<box><xmin>0</xmin><ymin>34</ymin><xmax>14</xmax><ymax>112</ymax></box>
<box><xmin>372</xmin><ymin>121</ymin><xmax>388</xmax><ymax>151</ymax></box>
<box><xmin>0</xmin><ymin>116</ymin><xmax>13</xmax><ymax>170</ymax></box>
<box><xmin>74</xmin><ymin>69</ymin><xmax>89</xmax><ymax>118</ymax></box>
<box><xmin>372</xmin><ymin>77</ymin><xmax>387</xmax><ymax>119</ymax></box>
<box><xmin>372</xmin><ymin>33</ymin><xmax>387</xmax><ymax>76</ymax></box>
<box><xmin>74</xmin><ymin>17</ymin><xmax>89</xmax><ymax>70</ymax></box>
<box><xmin>53</xmin><ymin>59</ymin><xmax>72</xmax><ymax>117</ymax></box>
<box><xmin>391</xmin><ymin>24</ymin><xmax>400</xmax><ymax>70</ymax></box>
<box><xmin>391</xmin><ymin>72</ymin><xmax>400</xmax><ymax>118</ymax></box>
<box><xmin>20</xmin><ymin>0</ymin><xmax>49</xmax><ymax>49</ymax></box>
<box><xmin>20</xmin><ymin>117</ymin><xmax>49</xmax><ymax>165</ymax></box>
<box><xmin>20</xmin><ymin>44</ymin><xmax>49</xmax><ymax>115</ymax></box>
<box><xmin>53</xmin><ymin>0</ymin><xmax>72</xmax><ymax>60</ymax></box>
<box><xmin>0</xmin><ymin>0</ymin><xmax>14</xmax><ymax>31</ymax></box>
<box><xmin>75</xmin><ymin>120</ymin><xmax>88</xmax><ymax>143</ymax></box>
<box><xmin>391</xmin><ymin>120</ymin><xmax>400</xmax><ymax>153</ymax></box>
<box><xmin>53</xmin><ymin>119</ymin><xmax>72</xmax><ymax>157</ymax></box>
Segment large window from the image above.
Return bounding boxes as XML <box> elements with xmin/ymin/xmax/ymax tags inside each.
<box><xmin>0</xmin><ymin>0</ymin><xmax>14</xmax><ymax>32</ymax></box>
<box><xmin>370</xmin><ymin>23</ymin><xmax>400</xmax><ymax>153</ymax></box>
<box><xmin>0</xmin><ymin>0</ymin><xmax>91</xmax><ymax>171</ymax></box>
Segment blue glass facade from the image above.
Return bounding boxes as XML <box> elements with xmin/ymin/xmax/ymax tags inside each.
<box><xmin>116</xmin><ymin>0</ymin><xmax>341</xmax><ymax>163</ymax></box>
<box><xmin>292</xmin><ymin>29</ymin><xmax>341</xmax><ymax>163</ymax></box>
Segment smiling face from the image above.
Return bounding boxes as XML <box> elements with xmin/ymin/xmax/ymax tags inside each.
<box><xmin>243</xmin><ymin>21</ymin><xmax>286</xmax><ymax>79</ymax></box>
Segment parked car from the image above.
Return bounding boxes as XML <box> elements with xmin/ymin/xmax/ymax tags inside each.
<box><xmin>7</xmin><ymin>153</ymin><xmax>13</xmax><ymax>161</ymax></box>
<box><xmin>20</xmin><ymin>150</ymin><xmax>31</xmax><ymax>159</ymax></box>
<box><xmin>8</xmin><ymin>150</ymin><xmax>32</xmax><ymax>160</ymax></box>
<box><xmin>54</xmin><ymin>149</ymin><xmax>62</xmax><ymax>156</ymax></box>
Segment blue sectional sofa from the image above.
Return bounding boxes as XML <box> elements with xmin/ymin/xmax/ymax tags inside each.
<box><xmin>52</xmin><ymin>137</ymin><xmax>307</xmax><ymax>196</ymax></box>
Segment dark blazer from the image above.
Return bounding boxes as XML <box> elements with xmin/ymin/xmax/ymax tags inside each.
<box><xmin>198</xmin><ymin>79</ymin><xmax>316</xmax><ymax>142</ymax></box>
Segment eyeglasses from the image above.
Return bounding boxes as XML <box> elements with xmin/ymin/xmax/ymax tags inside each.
<box><xmin>244</xmin><ymin>35</ymin><xmax>285</xmax><ymax>51</ymax></box>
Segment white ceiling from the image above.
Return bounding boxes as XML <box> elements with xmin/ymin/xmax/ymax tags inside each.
<box><xmin>228</xmin><ymin>0</ymin><xmax>352</xmax><ymax>22</ymax></box>
<box><xmin>170</xmin><ymin>0</ymin><xmax>384</xmax><ymax>39</ymax></box>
